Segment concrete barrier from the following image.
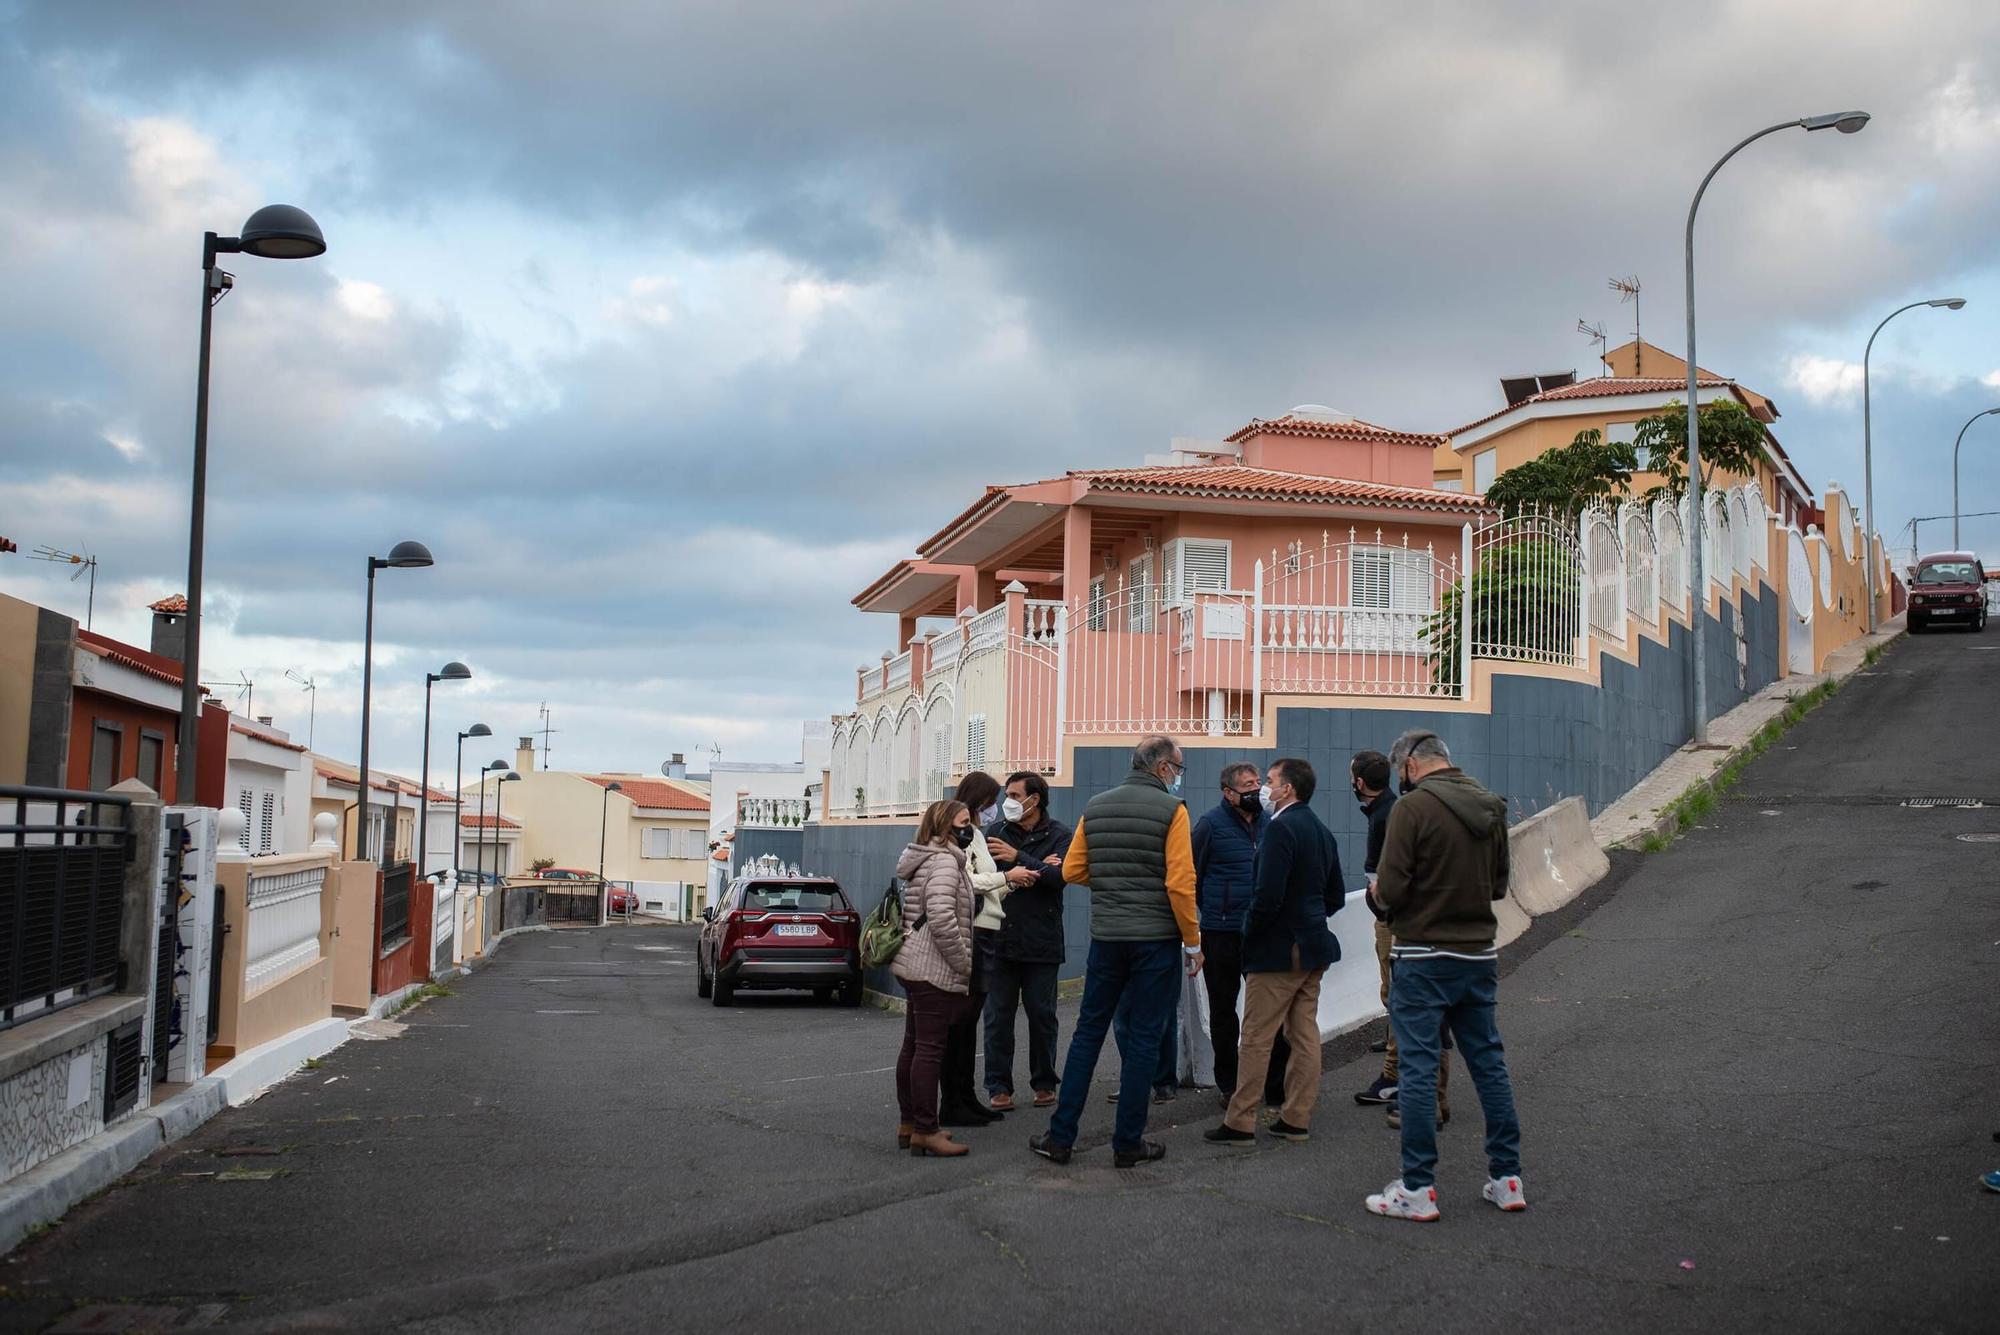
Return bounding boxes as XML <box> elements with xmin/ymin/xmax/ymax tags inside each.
<box><xmin>1504</xmin><ymin>796</ymin><xmax>1608</xmax><ymax>919</ymax></box>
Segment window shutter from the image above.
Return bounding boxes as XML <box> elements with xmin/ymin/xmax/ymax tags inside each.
<box><xmin>1389</xmin><ymin>549</ymin><xmax>1434</xmax><ymax>613</ymax></box>
<box><xmin>1161</xmin><ymin>540</ymin><xmax>1183</xmax><ymax>606</ymax></box>
<box><xmin>1127</xmin><ymin>554</ymin><xmax>1153</xmax><ymax>630</ymax></box>
<box><xmin>966</xmin><ymin>714</ymin><xmax>987</xmax><ymax>770</ymax></box>
<box><xmin>259</xmin><ymin>792</ymin><xmax>276</xmax><ymax>854</ymax></box>
<box><xmin>1185</xmin><ymin>538</ymin><xmax>1230</xmax><ymax>593</ymax></box>
<box><xmin>1087</xmin><ymin>577</ymin><xmax>1106</xmax><ymax>631</ymax></box>
<box><xmin>1351</xmin><ymin>550</ymin><xmax>1391</xmax><ymax>609</ymax></box>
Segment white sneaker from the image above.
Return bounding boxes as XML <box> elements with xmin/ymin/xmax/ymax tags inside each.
<box><xmin>1364</xmin><ymin>1179</ymin><xmax>1440</xmax><ymax>1222</ymax></box>
<box><xmin>1482</xmin><ymin>1175</ymin><xmax>1527</xmax><ymax>1211</ymax></box>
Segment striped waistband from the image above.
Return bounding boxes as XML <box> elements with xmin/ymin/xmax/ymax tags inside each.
<box><xmin>1389</xmin><ymin>943</ymin><xmax>1498</xmax><ymax>963</ymax></box>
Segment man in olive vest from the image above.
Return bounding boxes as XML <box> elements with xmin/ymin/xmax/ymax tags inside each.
<box><xmin>1030</xmin><ymin>736</ymin><xmax>1202</xmax><ymax>1168</ymax></box>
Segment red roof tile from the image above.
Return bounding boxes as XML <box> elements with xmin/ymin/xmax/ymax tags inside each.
<box><xmin>588</xmin><ymin>776</ymin><xmax>709</xmax><ymax>811</ymax></box>
<box><xmin>1224</xmin><ymin>413</ymin><xmax>1448</xmax><ymax>449</ymax></box>
<box><xmin>148</xmin><ymin>594</ymin><xmax>188</xmax><ymax>613</ymax></box>
<box><xmin>229</xmin><ymin>718</ymin><xmax>307</xmax><ymax>752</ymax></box>
<box><xmin>459</xmin><ymin>813</ymin><xmax>520</xmax><ymax>829</ymax></box>
<box><xmin>1450</xmin><ymin>375</ymin><xmax>1734</xmax><ymax>437</ymax></box>
<box><xmin>1072</xmin><ymin>464</ymin><xmax>1492</xmax><ymax>511</ymax></box>
<box><xmin>78</xmin><ymin>629</ymin><xmax>188</xmax><ymax>688</ymax></box>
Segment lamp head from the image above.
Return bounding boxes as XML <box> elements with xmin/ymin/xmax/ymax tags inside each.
<box><xmin>463</xmin><ymin>722</ymin><xmax>493</xmax><ymax>739</ymax></box>
<box><xmin>379</xmin><ymin>540</ymin><xmax>434</xmax><ymax>569</ymax></box>
<box><xmin>486</xmin><ymin>759</ymin><xmax>509</xmax><ymax>772</ymax></box>
<box><xmin>502</xmin><ymin>771</ymin><xmax>522</xmax><ymax>783</ymax></box>
<box><xmin>1929</xmin><ymin>298</ymin><xmax>1968</xmax><ymax>310</ymax></box>
<box><xmin>434</xmin><ymin>661</ymin><xmax>472</xmax><ymax>682</ymax></box>
<box><xmin>236</xmin><ymin>204</ymin><xmax>326</xmax><ymax>259</ymax></box>
<box><xmin>607</xmin><ymin>781</ymin><xmax>623</xmax><ymax>792</ymax></box>
<box><xmin>1801</xmin><ymin>111</ymin><xmax>1870</xmax><ymax>134</ymax></box>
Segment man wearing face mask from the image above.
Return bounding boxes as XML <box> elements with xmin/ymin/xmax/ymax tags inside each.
<box><xmin>1364</xmin><ymin>730</ymin><xmax>1524</xmax><ymax>1223</ymax></box>
<box><xmin>1030</xmin><ymin>736</ymin><xmax>1201</xmax><ymax>1168</ymax></box>
<box><xmin>1191</xmin><ymin>761</ymin><xmax>1288</xmax><ymax>1104</ymax></box>
<box><xmin>1203</xmin><ymin>758</ymin><xmax>1345</xmax><ymax>1146</ymax></box>
<box><xmin>982</xmin><ymin>771</ymin><xmax>1072</xmax><ymax>1112</ymax></box>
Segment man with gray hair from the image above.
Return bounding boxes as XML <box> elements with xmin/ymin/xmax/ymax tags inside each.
<box><xmin>1363</xmin><ymin>729</ymin><xmax>1526</xmax><ymax>1222</ymax></box>
<box><xmin>1030</xmin><ymin>735</ymin><xmax>1202</xmax><ymax>1168</ymax></box>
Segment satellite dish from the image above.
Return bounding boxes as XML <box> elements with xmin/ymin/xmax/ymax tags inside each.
<box><xmin>660</xmin><ymin>761</ymin><xmax>674</xmax><ymax>777</ymax></box>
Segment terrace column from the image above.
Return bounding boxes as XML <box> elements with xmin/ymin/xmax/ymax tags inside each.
<box><xmin>1062</xmin><ymin>505</ymin><xmax>1094</xmax><ymax>609</ymax></box>
<box><xmin>908</xmin><ymin>635</ymin><xmax>927</xmax><ymax>694</ymax></box>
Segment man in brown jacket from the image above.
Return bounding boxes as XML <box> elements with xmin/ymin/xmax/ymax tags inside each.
<box><xmin>1362</xmin><ymin>730</ymin><xmax>1526</xmax><ymax>1223</ymax></box>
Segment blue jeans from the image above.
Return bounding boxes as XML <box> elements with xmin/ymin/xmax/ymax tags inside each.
<box><xmin>1048</xmin><ymin>939</ymin><xmax>1180</xmax><ymax>1152</ymax></box>
<box><xmin>1388</xmin><ymin>955</ymin><xmax>1522</xmax><ymax>1190</ymax></box>
<box><xmin>1114</xmin><ymin>986</ymin><xmax>1178</xmax><ymax>1092</ymax></box>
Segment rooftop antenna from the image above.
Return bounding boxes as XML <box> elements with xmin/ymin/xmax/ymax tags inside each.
<box><xmin>537</xmin><ymin>701</ymin><xmax>559</xmax><ymax>771</ymax></box>
<box><xmin>1577</xmin><ymin>319</ymin><xmax>1608</xmax><ymax>375</ymax></box>
<box><xmin>1609</xmin><ymin>276</ymin><xmax>1641</xmax><ymax>373</ymax></box>
<box><xmin>708</xmin><ymin>742</ymin><xmax>724</xmax><ymax>771</ymax></box>
<box><xmin>284</xmin><ymin>668</ymin><xmax>317</xmax><ymax>750</ymax></box>
<box><xmin>30</xmin><ymin>546</ymin><xmax>98</xmax><ymax>628</ymax></box>
<box><xmin>200</xmin><ymin>669</ymin><xmax>253</xmax><ymax>716</ymax></box>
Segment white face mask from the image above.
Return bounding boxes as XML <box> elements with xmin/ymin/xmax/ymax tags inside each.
<box><xmin>1259</xmin><ymin>784</ymin><xmax>1274</xmax><ymax>809</ymax></box>
<box><xmin>1001</xmin><ymin>796</ymin><xmax>1026</xmax><ymax>822</ymax></box>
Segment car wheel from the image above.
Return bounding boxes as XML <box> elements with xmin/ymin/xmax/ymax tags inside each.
<box><xmin>813</xmin><ymin>987</ymin><xmax>835</xmax><ymax>1004</ymax></box>
<box><xmin>712</xmin><ymin>974</ymin><xmax>734</xmax><ymax>1007</ymax></box>
<box><xmin>696</xmin><ymin>950</ymin><xmax>713</xmax><ymax>999</ymax></box>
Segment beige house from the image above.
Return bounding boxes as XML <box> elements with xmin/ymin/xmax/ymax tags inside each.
<box><xmin>460</xmin><ymin>738</ymin><xmax>711</xmax><ymax>915</ymax></box>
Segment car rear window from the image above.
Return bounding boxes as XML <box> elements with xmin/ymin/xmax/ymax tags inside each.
<box><xmin>1916</xmin><ymin>561</ymin><xmax>1978</xmax><ymax>584</ymax></box>
<box><xmin>741</xmin><ymin>882</ymin><xmax>849</xmax><ymax>912</ymax></box>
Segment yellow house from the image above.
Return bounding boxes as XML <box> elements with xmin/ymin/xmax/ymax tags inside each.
<box><xmin>461</xmin><ymin>738</ymin><xmax>711</xmax><ymax>914</ymax></box>
<box><xmin>1435</xmin><ymin>339</ymin><xmax>1815</xmax><ymax>528</ymax></box>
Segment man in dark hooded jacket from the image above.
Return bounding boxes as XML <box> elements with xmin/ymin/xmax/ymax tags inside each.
<box><xmin>1363</xmin><ymin>730</ymin><xmax>1527</xmax><ymax>1224</ymax></box>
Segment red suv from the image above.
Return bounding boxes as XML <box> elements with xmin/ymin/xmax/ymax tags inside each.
<box><xmin>1907</xmin><ymin>552</ymin><xmax>1988</xmax><ymax>633</ymax></box>
<box><xmin>697</xmin><ymin>875</ymin><xmax>862</xmax><ymax>1007</ymax></box>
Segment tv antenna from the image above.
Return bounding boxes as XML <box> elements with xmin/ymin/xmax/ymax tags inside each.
<box><xmin>200</xmin><ymin>669</ymin><xmax>254</xmax><ymax>717</ymax></box>
<box><xmin>284</xmin><ymin>668</ymin><xmax>317</xmax><ymax>750</ymax></box>
<box><xmin>1609</xmin><ymin>276</ymin><xmax>1641</xmax><ymax>370</ymax></box>
<box><xmin>1577</xmin><ymin>319</ymin><xmax>1608</xmax><ymax>374</ymax></box>
<box><xmin>30</xmin><ymin>546</ymin><xmax>98</xmax><ymax>628</ymax></box>
<box><xmin>537</xmin><ymin>701</ymin><xmax>558</xmax><ymax>770</ymax></box>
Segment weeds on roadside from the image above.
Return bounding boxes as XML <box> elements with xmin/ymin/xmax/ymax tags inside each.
<box><xmin>389</xmin><ymin>982</ymin><xmax>454</xmax><ymax>1017</ymax></box>
<box><xmin>1645</xmin><ymin>677</ymin><xmax>1840</xmax><ymax>847</ymax></box>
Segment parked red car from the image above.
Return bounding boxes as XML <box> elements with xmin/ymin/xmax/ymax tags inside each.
<box><xmin>534</xmin><ymin>866</ymin><xmax>636</xmax><ymax>914</ymax></box>
<box><xmin>697</xmin><ymin>875</ymin><xmax>862</xmax><ymax>1006</ymax></box>
<box><xmin>1907</xmin><ymin>552</ymin><xmax>1988</xmax><ymax>633</ymax></box>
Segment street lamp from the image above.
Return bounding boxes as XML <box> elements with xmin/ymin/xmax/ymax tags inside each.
<box><xmin>493</xmin><ymin>769</ymin><xmax>521</xmax><ymax>930</ymax></box>
<box><xmin>597</xmin><ymin>781</ymin><xmax>624</xmax><ymax>927</ymax></box>
<box><xmin>417</xmin><ymin>662</ymin><xmax>471</xmax><ymax>880</ymax></box>
<box><xmin>1683</xmin><ymin>110</ymin><xmax>1867</xmax><ymax>741</ymax></box>
<box><xmin>1864</xmin><ymin>297</ymin><xmax>1969</xmax><ymax>628</ymax></box>
<box><xmin>474</xmin><ymin>759</ymin><xmax>508</xmax><ymax>889</ymax></box>
<box><xmin>1953</xmin><ymin>408</ymin><xmax>2000</xmax><ymax>548</ymax></box>
<box><xmin>352</xmin><ymin>541</ymin><xmax>435</xmax><ymax>859</ymax></box>
<box><xmin>176</xmin><ymin>204</ymin><xmax>327</xmax><ymax>803</ymax></box>
<box><xmin>454</xmin><ymin>723</ymin><xmax>493</xmax><ymax>873</ymax></box>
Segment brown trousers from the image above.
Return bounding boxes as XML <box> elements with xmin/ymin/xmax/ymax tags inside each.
<box><xmin>1222</xmin><ymin>962</ymin><xmax>1323</xmax><ymax>1131</ymax></box>
<box><xmin>1376</xmin><ymin>918</ymin><xmax>1450</xmax><ymax>1111</ymax></box>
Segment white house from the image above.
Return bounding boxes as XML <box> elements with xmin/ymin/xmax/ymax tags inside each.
<box><xmin>223</xmin><ymin>716</ymin><xmax>313</xmax><ymax>857</ymax></box>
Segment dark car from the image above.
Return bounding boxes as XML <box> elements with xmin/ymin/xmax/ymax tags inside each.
<box><xmin>697</xmin><ymin>875</ymin><xmax>862</xmax><ymax>1007</ymax></box>
<box><xmin>1907</xmin><ymin>552</ymin><xmax>1988</xmax><ymax>633</ymax></box>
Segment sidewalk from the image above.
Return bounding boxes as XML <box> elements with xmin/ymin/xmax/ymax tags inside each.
<box><xmin>1590</xmin><ymin>615</ymin><xmax>1905</xmax><ymax>851</ymax></box>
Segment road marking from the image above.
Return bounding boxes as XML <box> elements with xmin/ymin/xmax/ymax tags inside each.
<box><xmin>775</xmin><ymin>1063</ymin><xmax>899</xmax><ymax>1084</ymax></box>
<box><xmin>535</xmin><ymin>1009</ymin><xmax>600</xmax><ymax>1015</ymax></box>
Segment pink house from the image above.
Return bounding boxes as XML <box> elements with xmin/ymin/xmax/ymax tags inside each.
<box><xmin>833</xmin><ymin>408</ymin><xmax>1495</xmax><ymax>817</ymax></box>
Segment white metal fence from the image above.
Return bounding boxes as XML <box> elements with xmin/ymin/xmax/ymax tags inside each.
<box><xmin>1259</xmin><ymin>529</ymin><xmax>1461</xmax><ymax>698</ymax></box>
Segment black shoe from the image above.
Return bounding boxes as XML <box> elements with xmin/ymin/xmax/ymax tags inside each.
<box><xmin>1152</xmin><ymin>1086</ymin><xmax>1178</xmax><ymax>1105</ymax></box>
<box><xmin>1203</xmin><ymin>1124</ymin><xmax>1256</xmax><ymax>1147</ymax></box>
<box><xmin>1114</xmin><ymin>1139</ymin><xmax>1167</xmax><ymax>1168</ymax></box>
<box><xmin>1354</xmin><ymin>1075</ymin><xmax>1398</xmax><ymax>1106</ymax></box>
<box><xmin>938</xmin><ymin>1102</ymin><xmax>1001</xmax><ymax>1127</ymax></box>
<box><xmin>1368</xmin><ymin>1038</ymin><xmax>1390</xmax><ymax>1054</ymax></box>
<box><xmin>1268</xmin><ymin>1119</ymin><xmax>1310</xmax><ymax>1142</ymax></box>
<box><xmin>1028</xmin><ymin>1133</ymin><xmax>1071</xmax><ymax>1164</ymax></box>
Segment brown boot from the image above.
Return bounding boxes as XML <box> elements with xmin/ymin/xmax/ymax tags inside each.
<box><xmin>909</xmin><ymin>1129</ymin><xmax>969</xmax><ymax>1157</ymax></box>
<box><xmin>897</xmin><ymin>1122</ymin><xmax>914</xmax><ymax>1149</ymax></box>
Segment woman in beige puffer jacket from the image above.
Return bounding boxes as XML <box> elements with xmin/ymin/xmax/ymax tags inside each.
<box><xmin>892</xmin><ymin>800</ymin><xmax>977</xmax><ymax>1157</ymax></box>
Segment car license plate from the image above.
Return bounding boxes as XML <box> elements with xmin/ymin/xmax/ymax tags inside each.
<box><xmin>775</xmin><ymin>924</ymin><xmax>817</xmax><ymax>936</ymax></box>
<box><xmin>1934</xmin><ymin>608</ymin><xmax>1958</xmax><ymax>616</ymax></box>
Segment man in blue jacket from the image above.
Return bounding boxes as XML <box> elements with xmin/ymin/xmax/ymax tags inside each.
<box><xmin>1191</xmin><ymin>761</ymin><xmax>1287</xmax><ymax>1102</ymax></box>
<box><xmin>1204</xmin><ymin>757</ymin><xmax>1345</xmax><ymax>1145</ymax></box>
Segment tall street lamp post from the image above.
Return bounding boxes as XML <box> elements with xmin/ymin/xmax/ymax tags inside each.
<box><xmin>177</xmin><ymin>205</ymin><xmax>326</xmax><ymax>803</ymax></box>
<box><xmin>493</xmin><ymin>770</ymin><xmax>521</xmax><ymax>930</ymax></box>
<box><xmin>597</xmin><ymin>781</ymin><xmax>623</xmax><ymax>927</ymax></box>
<box><xmin>474</xmin><ymin>759</ymin><xmax>507</xmax><ymax>890</ymax></box>
<box><xmin>1953</xmin><ymin>407</ymin><xmax>2000</xmax><ymax>549</ymax></box>
<box><xmin>418</xmin><ymin>662</ymin><xmax>472</xmax><ymax>880</ymax></box>
<box><xmin>454</xmin><ymin>723</ymin><xmax>493</xmax><ymax>873</ymax></box>
<box><xmin>352</xmin><ymin>541</ymin><xmax>435</xmax><ymax>859</ymax></box>
<box><xmin>1863</xmin><ymin>297</ymin><xmax>1968</xmax><ymax>629</ymax></box>
<box><xmin>1683</xmin><ymin>110</ymin><xmax>1868</xmax><ymax>742</ymax></box>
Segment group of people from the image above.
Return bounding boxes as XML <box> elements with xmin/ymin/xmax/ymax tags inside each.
<box><xmin>889</xmin><ymin>729</ymin><xmax>1526</xmax><ymax>1221</ymax></box>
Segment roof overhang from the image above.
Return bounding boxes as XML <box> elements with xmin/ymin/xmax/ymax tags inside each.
<box><xmin>853</xmin><ymin>560</ymin><xmax>965</xmax><ymax>617</ymax></box>
<box><xmin>1449</xmin><ymin>384</ymin><xmax>1739</xmax><ymax>452</ymax></box>
<box><xmin>918</xmin><ymin>490</ymin><xmax>1067</xmax><ymax>567</ymax></box>
<box><xmin>1078</xmin><ymin>487</ymin><xmax>1491</xmax><ymax>525</ymax></box>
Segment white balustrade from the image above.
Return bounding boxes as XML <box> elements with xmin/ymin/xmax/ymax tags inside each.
<box><xmin>885</xmin><ymin>650</ymin><xmax>912</xmax><ymax>691</ymax></box>
<box><xmin>244</xmin><ymin>860</ymin><xmax>327</xmax><ymax>997</ymax></box>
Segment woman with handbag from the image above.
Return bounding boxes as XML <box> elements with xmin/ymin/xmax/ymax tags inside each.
<box><xmin>893</xmin><ymin>799</ymin><xmax>979</xmax><ymax>1157</ymax></box>
<box><xmin>938</xmin><ymin>772</ymin><xmax>1010</xmax><ymax>1126</ymax></box>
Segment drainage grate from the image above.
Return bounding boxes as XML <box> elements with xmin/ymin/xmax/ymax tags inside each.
<box><xmin>1902</xmin><ymin>798</ymin><xmax>1986</xmax><ymax>809</ymax></box>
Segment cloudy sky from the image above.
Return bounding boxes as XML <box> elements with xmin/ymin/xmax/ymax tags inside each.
<box><xmin>3</xmin><ymin>1</ymin><xmax>1997</xmax><ymax>782</ymax></box>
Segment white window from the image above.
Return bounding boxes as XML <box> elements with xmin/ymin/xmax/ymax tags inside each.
<box><xmin>1162</xmin><ymin>538</ymin><xmax>1231</xmax><ymax>604</ymax></box>
<box><xmin>643</xmin><ymin>827</ymin><xmax>705</xmax><ymax>860</ymax></box>
<box><xmin>643</xmin><ymin>827</ymin><xmax>672</xmax><ymax>859</ymax></box>
<box><xmin>1086</xmin><ymin>576</ymin><xmax>1107</xmax><ymax>631</ymax></box>
<box><xmin>1473</xmin><ymin>449</ymin><xmax>1497</xmax><ymax>494</ymax></box>
<box><xmin>259</xmin><ymin>791</ymin><xmax>276</xmax><ymax>855</ymax></box>
<box><xmin>1434</xmin><ymin>478</ymin><xmax>1464</xmax><ymax>493</ymax></box>
<box><xmin>1604</xmin><ymin>420</ymin><xmax>1647</xmax><ymax>470</ymax></box>
<box><xmin>1127</xmin><ymin>553</ymin><xmax>1154</xmax><ymax>630</ymax></box>
<box><xmin>966</xmin><ymin>713</ymin><xmax>987</xmax><ymax>771</ymax></box>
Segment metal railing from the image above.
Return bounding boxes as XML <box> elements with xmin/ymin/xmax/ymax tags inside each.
<box><xmin>380</xmin><ymin>861</ymin><xmax>414</xmax><ymax>952</ymax></box>
<box><xmin>1</xmin><ymin>786</ymin><xmax>132</xmax><ymax>1033</ymax></box>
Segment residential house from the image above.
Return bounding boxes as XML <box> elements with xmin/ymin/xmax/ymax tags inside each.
<box><xmin>705</xmin><ymin>739</ymin><xmax>825</xmax><ymax>904</ymax></box>
<box><xmin>461</xmin><ymin>739</ymin><xmax>712</xmax><ymax>912</ymax></box>
<box><xmin>309</xmin><ymin>755</ymin><xmax>446</xmax><ymax>866</ymax></box>
<box><xmin>1434</xmin><ymin>339</ymin><xmax>1816</xmax><ymax>528</ymax></box>
<box><xmin>223</xmin><ymin>715</ymin><xmax>313</xmax><ymax>856</ymax></box>
<box><xmin>68</xmin><ymin>620</ymin><xmax>227</xmax><ymax>806</ymax></box>
<box><xmin>0</xmin><ymin>590</ymin><xmax>78</xmax><ymax>788</ymax></box>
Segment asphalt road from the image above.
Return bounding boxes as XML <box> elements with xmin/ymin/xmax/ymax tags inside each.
<box><xmin>4</xmin><ymin>631</ymin><xmax>1997</xmax><ymax>1333</ymax></box>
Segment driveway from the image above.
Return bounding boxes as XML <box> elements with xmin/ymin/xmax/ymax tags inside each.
<box><xmin>5</xmin><ymin>632</ymin><xmax>1997</xmax><ymax>1332</ymax></box>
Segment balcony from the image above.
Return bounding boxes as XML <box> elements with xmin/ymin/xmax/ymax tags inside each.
<box><xmin>737</xmin><ymin>796</ymin><xmax>812</xmax><ymax>828</ymax></box>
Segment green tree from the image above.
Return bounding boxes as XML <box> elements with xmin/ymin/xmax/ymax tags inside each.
<box><xmin>1632</xmin><ymin>399</ymin><xmax>1767</xmax><ymax>502</ymax></box>
<box><xmin>1423</xmin><ymin>536</ymin><xmax>1582</xmax><ymax>689</ymax></box>
<box><xmin>1482</xmin><ymin>427</ymin><xmax>1637</xmax><ymax>517</ymax></box>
